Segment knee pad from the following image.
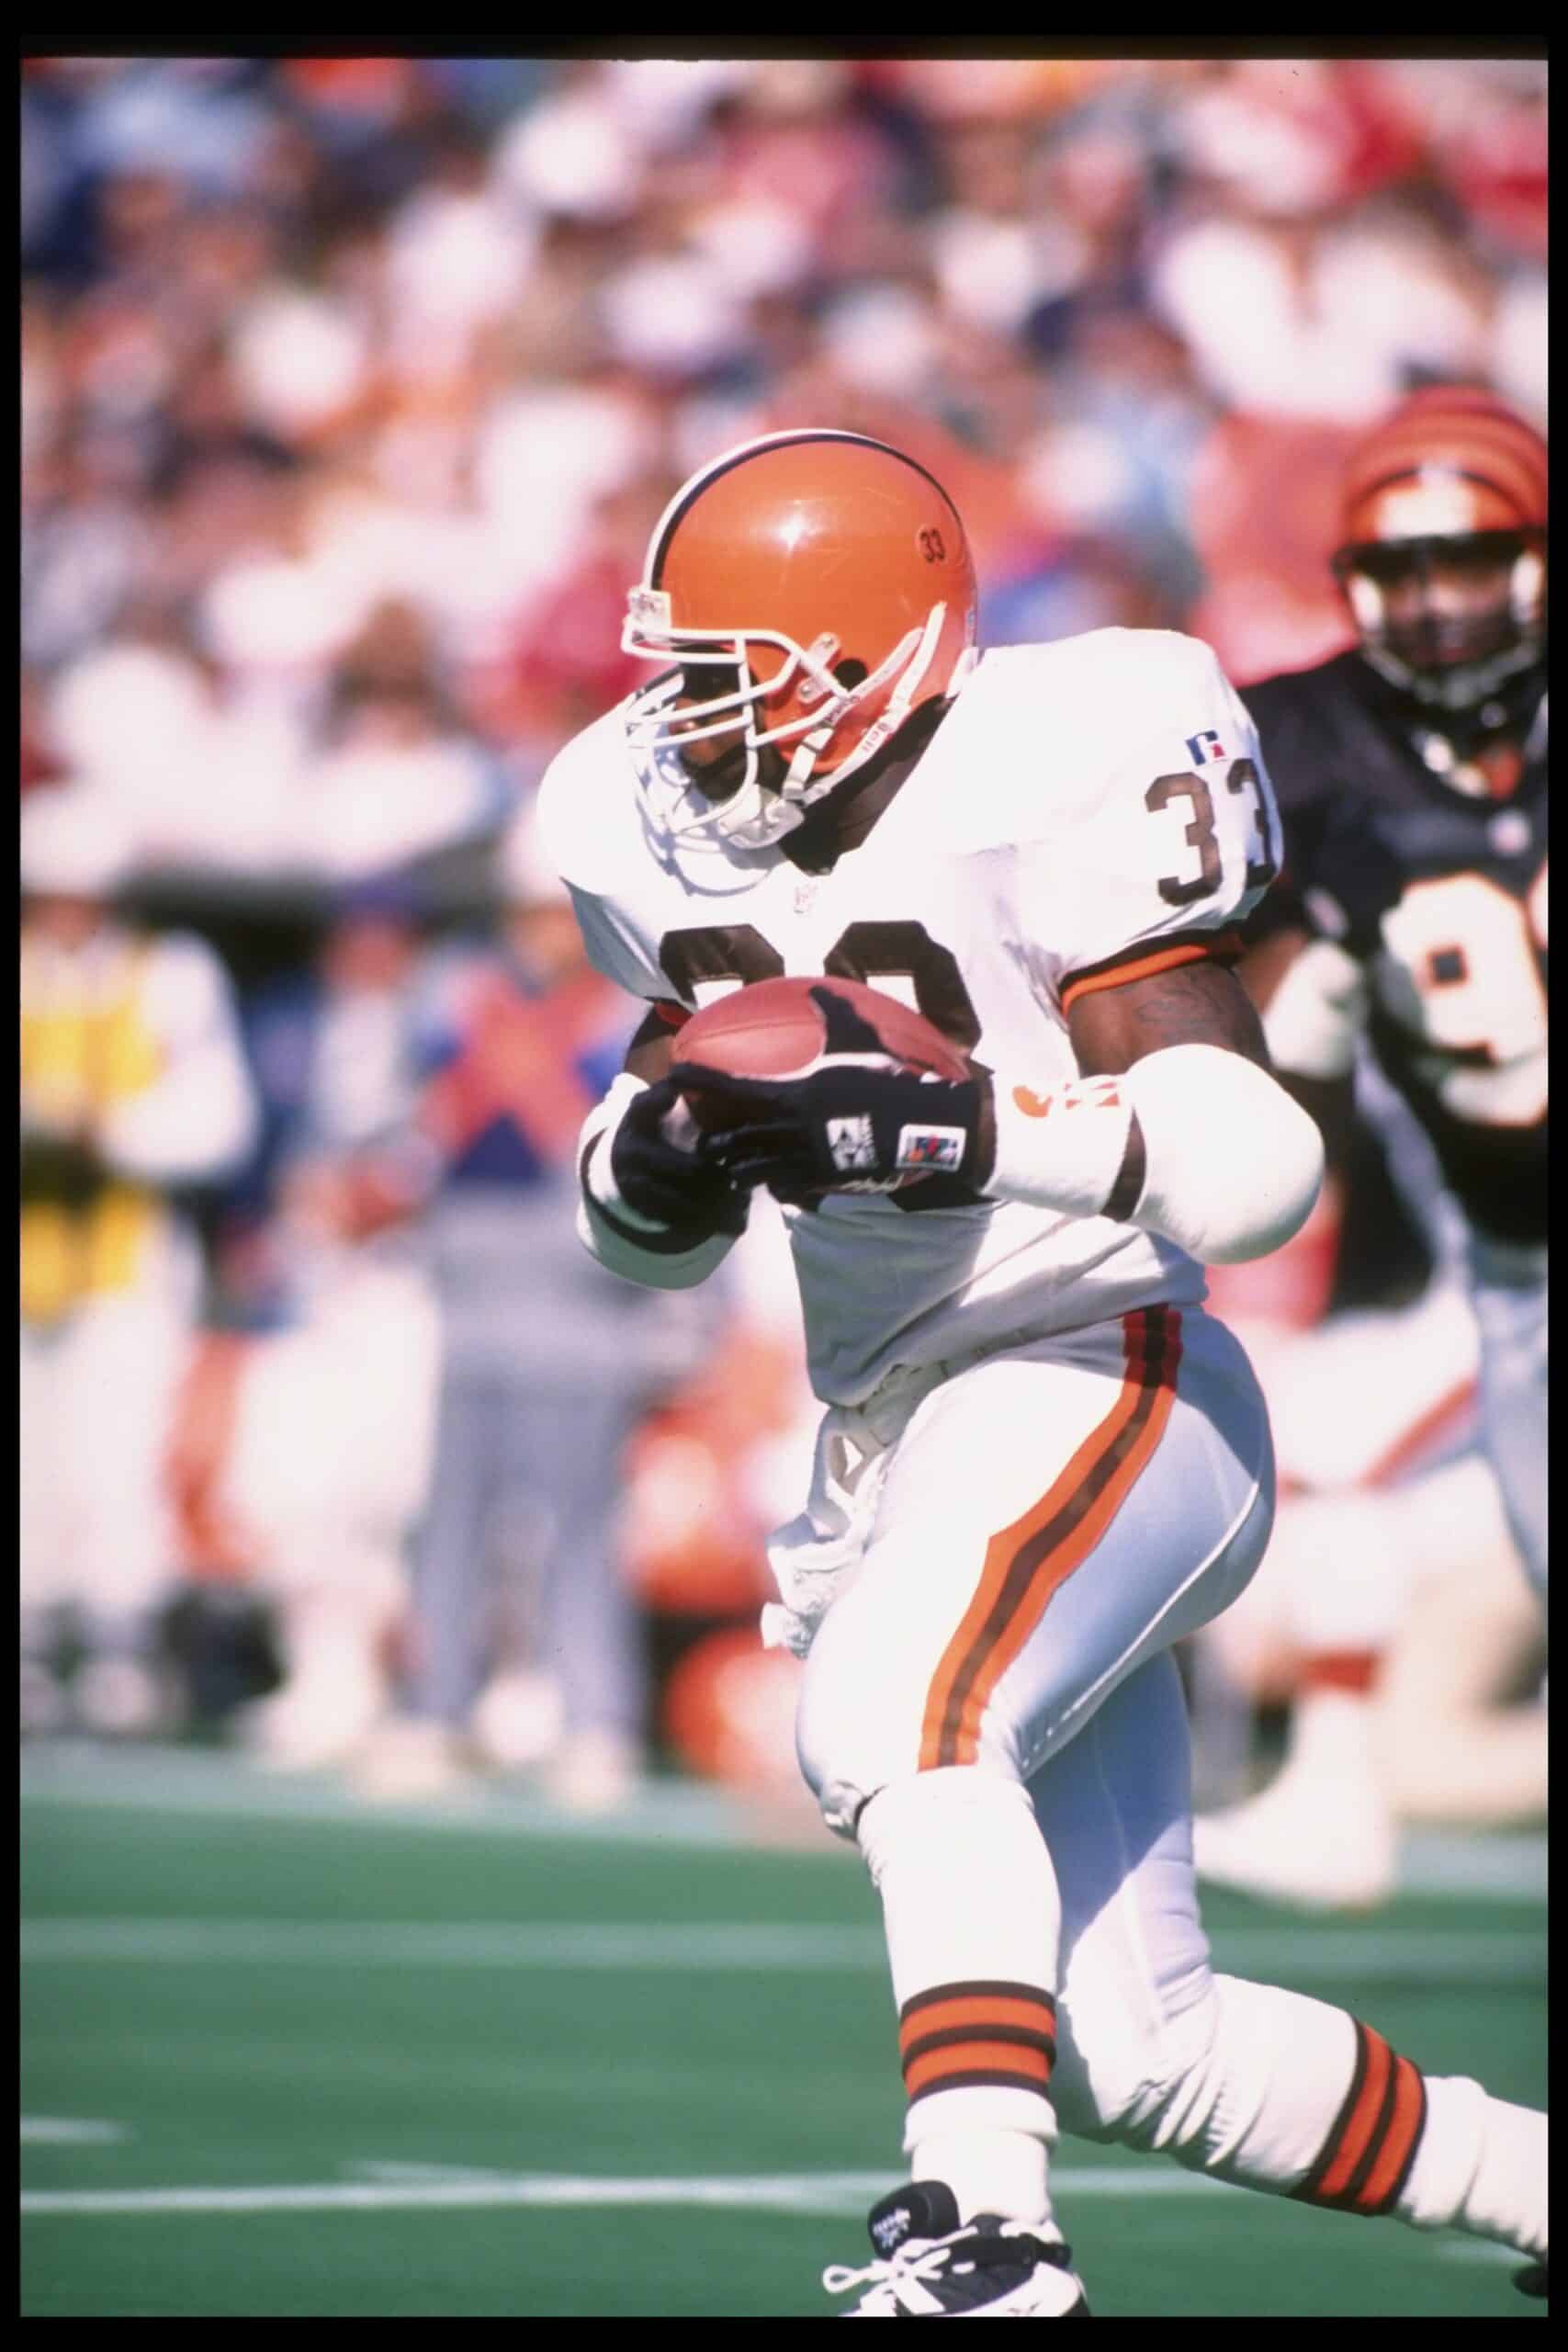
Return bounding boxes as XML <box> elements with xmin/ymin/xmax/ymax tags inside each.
<box><xmin>855</xmin><ymin>1764</ymin><xmax>1041</xmax><ymax>1880</ymax></box>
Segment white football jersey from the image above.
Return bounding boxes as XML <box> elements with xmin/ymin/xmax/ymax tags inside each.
<box><xmin>540</xmin><ymin>629</ymin><xmax>1280</xmax><ymax>1408</ymax></box>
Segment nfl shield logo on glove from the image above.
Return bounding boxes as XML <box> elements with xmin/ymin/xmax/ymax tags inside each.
<box><xmin>895</xmin><ymin>1124</ymin><xmax>966</xmax><ymax>1173</ymax></box>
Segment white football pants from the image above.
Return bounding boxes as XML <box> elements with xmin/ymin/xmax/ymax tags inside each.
<box><xmin>791</xmin><ymin>1305</ymin><xmax>1546</xmax><ymax>2252</ymax></box>
<box><xmin>795</xmin><ymin>1305</ymin><xmax>1273</xmax><ymax>1834</ymax></box>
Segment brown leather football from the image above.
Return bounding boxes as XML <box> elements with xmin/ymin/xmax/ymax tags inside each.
<box><xmin>674</xmin><ymin>975</ymin><xmax>969</xmax><ymax>1136</ymax></box>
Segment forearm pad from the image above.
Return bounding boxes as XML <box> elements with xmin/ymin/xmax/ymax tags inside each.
<box><xmin>1127</xmin><ymin>1045</ymin><xmax>1325</xmax><ymax>1264</ymax></box>
<box><xmin>986</xmin><ymin>1045</ymin><xmax>1324</xmax><ymax>1267</ymax></box>
<box><xmin>577</xmin><ymin>1073</ymin><xmax>739</xmax><ymax>1292</ymax></box>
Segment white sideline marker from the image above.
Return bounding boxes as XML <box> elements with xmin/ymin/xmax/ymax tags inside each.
<box><xmin>20</xmin><ymin>2166</ymin><xmax>1249</xmax><ymax>2219</ymax></box>
<box><xmin>16</xmin><ymin>1917</ymin><xmax>1546</xmax><ymax>1986</ymax></box>
<box><xmin>20</xmin><ymin>2118</ymin><xmax>128</xmax><ymax>2146</ymax></box>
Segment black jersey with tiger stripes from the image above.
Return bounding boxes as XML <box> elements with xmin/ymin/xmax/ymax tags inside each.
<box><xmin>1241</xmin><ymin>650</ymin><xmax>1547</xmax><ymax>1247</ymax></box>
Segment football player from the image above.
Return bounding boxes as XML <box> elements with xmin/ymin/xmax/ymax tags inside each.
<box><xmin>1195</xmin><ymin>390</ymin><xmax>1548</xmax><ymax>1910</ymax></box>
<box><xmin>538</xmin><ymin>429</ymin><xmax>1546</xmax><ymax>2316</ymax></box>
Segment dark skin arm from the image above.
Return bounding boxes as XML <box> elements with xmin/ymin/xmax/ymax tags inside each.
<box><xmin>626</xmin><ymin>957</ymin><xmax>1287</xmax><ymax>1217</ymax></box>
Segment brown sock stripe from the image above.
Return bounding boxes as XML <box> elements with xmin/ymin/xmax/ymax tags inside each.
<box><xmin>1354</xmin><ymin>2053</ymin><xmax>1428</xmax><ymax>2214</ymax></box>
<box><xmin>897</xmin><ymin>1983</ymin><xmax>1056</xmax><ymax>2104</ymax></box>
<box><xmin>905</xmin><ymin>2044</ymin><xmax>1055</xmax><ymax>2101</ymax></box>
<box><xmin>1292</xmin><ymin>2022</ymin><xmax>1429</xmax><ymax>2214</ymax></box>
<box><xmin>898</xmin><ymin>1981</ymin><xmax>1057</xmax><ymax>2029</ymax></box>
<box><xmin>898</xmin><ymin>1991</ymin><xmax>1056</xmax><ymax>2053</ymax></box>
<box><xmin>901</xmin><ymin>2020</ymin><xmax>1057</xmax><ymax>2070</ymax></box>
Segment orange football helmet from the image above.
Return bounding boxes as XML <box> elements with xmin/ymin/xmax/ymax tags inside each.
<box><xmin>1331</xmin><ymin>387</ymin><xmax>1547</xmax><ymax>710</ymax></box>
<box><xmin>622</xmin><ymin>429</ymin><xmax>978</xmax><ymax>847</ymax></box>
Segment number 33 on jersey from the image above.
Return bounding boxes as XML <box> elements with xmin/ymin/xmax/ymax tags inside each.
<box><xmin>540</xmin><ymin>628</ymin><xmax>1281</xmax><ymax>1403</ymax></box>
<box><xmin>542</xmin><ymin>629</ymin><xmax>1277</xmax><ymax>1054</ymax></box>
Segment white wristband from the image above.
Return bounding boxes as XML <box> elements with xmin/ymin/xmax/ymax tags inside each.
<box><xmin>581</xmin><ymin>1071</ymin><xmax>669</xmax><ymax>1232</ymax></box>
<box><xmin>983</xmin><ymin>1046</ymin><xmax>1325</xmax><ymax>1268</ymax></box>
<box><xmin>984</xmin><ymin>1069</ymin><xmax>1134</xmax><ymax>1216</ymax></box>
<box><xmin>576</xmin><ymin>1071</ymin><xmax>739</xmax><ymax>1291</ymax></box>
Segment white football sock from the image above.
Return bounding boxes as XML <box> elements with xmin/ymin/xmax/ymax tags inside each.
<box><xmin>857</xmin><ymin>1767</ymin><xmax>1061</xmax><ymax>2229</ymax></box>
<box><xmin>1397</xmin><ymin>2076</ymin><xmax>1548</xmax><ymax>2258</ymax></box>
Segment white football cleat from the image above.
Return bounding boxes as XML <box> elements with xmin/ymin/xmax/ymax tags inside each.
<box><xmin>825</xmin><ymin>2181</ymin><xmax>1089</xmax><ymax>2317</ymax></box>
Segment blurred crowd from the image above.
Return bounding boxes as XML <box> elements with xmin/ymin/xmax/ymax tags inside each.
<box><xmin>19</xmin><ymin>53</ymin><xmax>1548</xmax><ymax>1820</ymax></box>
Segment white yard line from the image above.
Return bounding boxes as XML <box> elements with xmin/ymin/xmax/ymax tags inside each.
<box><xmin>19</xmin><ymin>1744</ymin><xmax>759</xmax><ymax>1849</ymax></box>
<box><xmin>19</xmin><ymin>2119</ymin><xmax>129</xmax><ymax>2145</ymax></box>
<box><xmin>20</xmin><ymin>2166</ymin><xmax>1250</xmax><ymax>2219</ymax></box>
<box><xmin>18</xmin><ymin>1747</ymin><xmax>1547</xmax><ymax>1899</ymax></box>
<box><xmin>16</xmin><ymin>1917</ymin><xmax>1546</xmax><ymax>1984</ymax></box>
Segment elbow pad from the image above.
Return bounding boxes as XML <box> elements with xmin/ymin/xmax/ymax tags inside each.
<box><xmin>1122</xmin><ymin>1044</ymin><xmax>1325</xmax><ymax>1265</ymax></box>
<box><xmin>578</xmin><ymin>1073</ymin><xmax>739</xmax><ymax>1292</ymax></box>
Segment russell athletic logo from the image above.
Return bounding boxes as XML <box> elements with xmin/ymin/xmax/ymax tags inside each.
<box><xmin>1185</xmin><ymin>728</ymin><xmax>1226</xmax><ymax>764</ymax></box>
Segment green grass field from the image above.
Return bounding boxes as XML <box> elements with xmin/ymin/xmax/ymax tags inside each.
<box><xmin>20</xmin><ymin>1743</ymin><xmax>1546</xmax><ymax>2318</ymax></box>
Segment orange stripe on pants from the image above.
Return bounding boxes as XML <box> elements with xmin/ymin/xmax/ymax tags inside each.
<box><xmin>918</xmin><ymin>1308</ymin><xmax>1182</xmax><ymax>1770</ymax></box>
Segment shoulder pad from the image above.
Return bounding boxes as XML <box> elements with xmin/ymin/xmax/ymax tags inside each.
<box><xmin>927</xmin><ymin>631</ymin><xmax>1238</xmax><ymax>853</ymax></box>
<box><xmin>536</xmin><ymin>703</ymin><xmax>643</xmax><ymax>895</ymax></box>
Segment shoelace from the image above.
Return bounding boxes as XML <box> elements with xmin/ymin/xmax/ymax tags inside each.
<box><xmin>824</xmin><ymin>2222</ymin><xmax>1049</xmax><ymax>2313</ymax></box>
<box><xmin>822</xmin><ymin>2234</ymin><xmax>964</xmax><ymax>2313</ymax></box>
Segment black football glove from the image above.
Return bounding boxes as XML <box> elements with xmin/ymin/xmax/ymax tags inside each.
<box><xmin>671</xmin><ymin>986</ymin><xmax>988</xmax><ymax>1207</ymax></box>
<box><xmin>607</xmin><ymin>1074</ymin><xmax>750</xmax><ymax>1237</ymax></box>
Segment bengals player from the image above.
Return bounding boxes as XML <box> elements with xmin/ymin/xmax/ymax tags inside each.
<box><xmin>1191</xmin><ymin>390</ymin><xmax>1547</xmax><ymax>1922</ymax></box>
<box><xmin>536</xmin><ymin>427</ymin><xmax>1546</xmax><ymax>2314</ymax></box>
<box><xmin>1237</xmin><ymin>390</ymin><xmax>1546</xmax><ymax>1596</ymax></box>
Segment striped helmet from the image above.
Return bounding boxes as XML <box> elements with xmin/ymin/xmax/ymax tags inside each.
<box><xmin>622</xmin><ymin>430</ymin><xmax>977</xmax><ymax>849</ymax></box>
<box><xmin>1332</xmin><ymin>387</ymin><xmax>1546</xmax><ymax>709</ymax></box>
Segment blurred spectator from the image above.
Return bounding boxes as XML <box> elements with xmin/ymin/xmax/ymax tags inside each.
<box><xmin>17</xmin><ymin>52</ymin><xmax>1547</xmax><ymax>1809</ymax></box>
<box><xmin>196</xmin><ymin>879</ymin><xmax>441</xmax><ymax>1770</ymax></box>
<box><xmin>352</xmin><ymin>799</ymin><xmax>702</xmax><ymax>1807</ymax></box>
<box><xmin>20</xmin><ymin>783</ymin><xmax>257</xmax><ymax>1735</ymax></box>
<box><xmin>291</xmin><ymin>599</ymin><xmax>512</xmax><ymax>878</ymax></box>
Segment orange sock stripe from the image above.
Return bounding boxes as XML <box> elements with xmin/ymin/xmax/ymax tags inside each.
<box><xmin>1293</xmin><ymin>2023</ymin><xmax>1428</xmax><ymax>2212</ymax></box>
<box><xmin>898</xmin><ymin>1978</ymin><xmax>1056</xmax><ymax>2023</ymax></box>
<box><xmin>902</xmin><ymin>2024</ymin><xmax>1055</xmax><ymax>2073</ymax></box>
<box><xmin>898</xmin><ymin>1994</ymin><xmax>1056</xmax><ymax>2052</ymax></box>
<box><xmin>1305</xmin><ymin>2024</ymin><xmax>1393</xmax><ymax>2202</ymax></box>
<box><xmin>1303</xmin><ymin>1650</ymin><xmax>1381</xmax><ymax>1696</ymax></box>
<box><xmin>903</xmin><ymin>2039</ymin><xmax>1054</xmax><ymax>2100</ymax></box>
<box><xmin>1357</xmin><ymin>2056</ymin><xmax>1428</xmax><ymax>2214</ymax></box>
<box><xmin>918</xmin><ymin>1308</ymin><xmax>1182</xmax><ymax>1770</ymax></box>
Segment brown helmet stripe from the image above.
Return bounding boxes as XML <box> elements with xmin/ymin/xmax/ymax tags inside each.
<box><xmin>649</xmin><ymin>429</ymin><xmax>964</xmax><ymax>586</ymax></box>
